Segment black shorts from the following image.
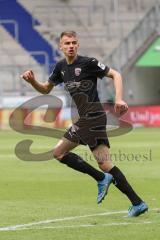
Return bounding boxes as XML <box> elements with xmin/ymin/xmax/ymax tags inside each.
<box><xmin>64</xmin><ymin>114</ymin><xmax>110</xmax><ymax>151</ymax></box>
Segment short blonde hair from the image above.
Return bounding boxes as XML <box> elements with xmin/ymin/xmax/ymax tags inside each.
<box><xmin>60</xmin><ymin>31</ymin><xmax>77</xmax><ymax>40</ymax></box>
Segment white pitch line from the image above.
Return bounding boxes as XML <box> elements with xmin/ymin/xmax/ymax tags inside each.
<box><xmin>0</xmin><ymin>221</ymin><xmax>153</xmax><ymax>232</ymax></box>
<box><xmin>0</xmin><ymin>208</ymin><xmax>158</xmax><ymax>232</ymax></box>
<box><xmin>0</xmin><ymin>210</ymin><xmax>127</xmax><ymax>231</ymax></box>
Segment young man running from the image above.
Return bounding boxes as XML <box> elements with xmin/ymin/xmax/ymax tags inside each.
<box><xmin>21</xmin><ymin>31</ymin><xmax>148</xmax><ymax>217</ymax></box>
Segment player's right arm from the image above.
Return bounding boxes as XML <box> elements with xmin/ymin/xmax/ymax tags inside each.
<box><xmin>21</xmin><ymin>70</ymin><xmax>54</xmax><ymax>94</ymax></box>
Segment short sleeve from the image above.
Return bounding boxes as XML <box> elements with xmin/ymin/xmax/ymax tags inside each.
<box><xmin>48</xmin><ymin>62</ymin><xmax>63</xmax><ymax>86</ymax></box>
<box><xmin>87</xmin><ymin>58</ymin><xmax>110</xmax><ymax>79</ymax></box>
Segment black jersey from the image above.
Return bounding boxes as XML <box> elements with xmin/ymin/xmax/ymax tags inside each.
<box><xmin>48</xmin><ymin>55</ymin><xmax>109</xmax><ymax>117</ymax></box>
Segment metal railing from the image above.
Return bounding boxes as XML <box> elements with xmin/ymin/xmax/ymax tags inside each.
<box><xmin>103</xmin><ymin>3</ymin><xmax>160</xmax><ymax>71</ymax></box>
<box><xmin>0</xmin><ymin>19</ymin><xmax>19</xmax><ymax>41</ymax></box>
<box><xmin>0</xmin><ymin>19</ymin><xmax>50</xmax><ymax>73</ymax></box>
<box><xmin>0</xmin><ymin>20</ymin><xmax>50</xmax><ymax>95</ymax></box>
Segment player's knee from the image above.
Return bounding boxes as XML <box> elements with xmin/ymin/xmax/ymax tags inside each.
<box><xmin>93</xmin><ymin>151</ymin><xmax>113</xmax><ymax>171</ymax></box>
<box><xmin>53</xmin><ymin>148</ymin><xmax>64</xmax><ymax>160</ymax></box>
<box><xmin>96</xmin><ymin>157</ymin><xmax>108</xmax><ymax>167</ymax></box>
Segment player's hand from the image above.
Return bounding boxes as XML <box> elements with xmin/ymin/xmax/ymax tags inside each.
<box><xmin>21</xmin><ymin>70</ymin><xmax>35</xmax><ymax>84</ymax></box>
<box><xmin>114</xmin><ymin>100</ymin><xmax>128</xmax><ymax>116</ymax></box>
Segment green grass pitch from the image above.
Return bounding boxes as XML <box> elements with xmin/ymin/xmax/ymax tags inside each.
<box><xmin>0</xmin><ymin>128</ymin><xmax>160</xmax><ymax>240</ymax></box>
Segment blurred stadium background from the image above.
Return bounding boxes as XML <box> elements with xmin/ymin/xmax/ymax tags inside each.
<box><xmin>0</xmin><ymin>1</ymin><xmax>160</xmax><ymax>239</ymax></box>
<box><xmin>0</xmin><ymin>0</ymin><xmax>160</xmax><ymax>129</ymax></box>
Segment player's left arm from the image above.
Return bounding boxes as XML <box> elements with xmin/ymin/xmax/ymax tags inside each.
<box><xmin>106</xmin><ymin>68</ymin><xmax>128</xmax><ymax>116</ymax></box>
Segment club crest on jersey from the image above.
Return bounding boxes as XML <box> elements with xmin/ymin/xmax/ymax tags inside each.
<box><xmin>75</xmin><ymin>68</ymin><xmax>81</xmax><ymax>76</ymax></box>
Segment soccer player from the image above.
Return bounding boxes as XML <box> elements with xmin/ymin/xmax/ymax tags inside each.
<box><xmin>21</xmin><ymin>30</ymin><xmax>148</xmax><ymax>217</ymax></box>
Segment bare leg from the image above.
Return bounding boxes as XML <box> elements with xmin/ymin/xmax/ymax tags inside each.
<box><xmin>53</xmin><ymin>137</ymin><xmax>78</xmax><ymax>160</ymax></box>
<box><xmin>92</xmin><ymin>144</ymin><xmax>114</xmax><ymax>172</ymax></box>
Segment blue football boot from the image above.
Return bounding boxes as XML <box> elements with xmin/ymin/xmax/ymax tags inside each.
<box><xmin>97</xmin><ymin>173</ymin><xmax>113</xmax><ymax>204</ymax></box>
<box><xmin>128</xmin><ymin>202</ymin><xmax>148</xmax><ymax>217</ymax></box>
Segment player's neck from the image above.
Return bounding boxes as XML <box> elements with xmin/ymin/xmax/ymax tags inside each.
<box><xmin>65</xmin><ymin>55</ymin><xmax>78</xmax><ymax>64</ymax></box>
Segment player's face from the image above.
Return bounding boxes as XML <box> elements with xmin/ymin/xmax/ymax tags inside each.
<box><xmin>59</xmin><ymin>35</ymin><xmax>79</xmax><ymax>58</ymax></box>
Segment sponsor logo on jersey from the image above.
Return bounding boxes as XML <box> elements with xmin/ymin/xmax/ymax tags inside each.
<box><xmin>98</xmin><ymin>61</ymin><xmax>105</xmax><ymax>70</ymax></box>
<box><xmin>65</xmin><ymin>80</ymin><xmax>93</xmax><ymax>93</ymax></box>
<box><xmin>75</xmin><ymin>68</ymin><xmax>81</xmax><ymax>76</ymax></box>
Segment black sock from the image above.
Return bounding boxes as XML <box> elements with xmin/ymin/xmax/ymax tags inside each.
<box><xmin>60</xmin><ymin>152</ymin><xmax>105</xmax><ymax>182</ymax></box>
<box><xmin>109</xmin><ymin>166</ymin><xmax>142</xmax><ymax>205</ymax></box>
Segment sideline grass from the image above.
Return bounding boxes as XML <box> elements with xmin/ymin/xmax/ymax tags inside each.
<box><xmin>0</xmin><ymin>128</ymin><xmax>160</xmax><ymax>240</ymax></box>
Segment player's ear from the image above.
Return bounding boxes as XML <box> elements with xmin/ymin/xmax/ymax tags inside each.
<box><xmin>59</xmin><ymin>38</ymin><xmax>63</xmax><ymax>50</ymax></box>
<box><xmin>76</xmin><ymin>40</ymin><xmax>79</xmax><ymax>48</ymax></box>
<box><xmin>59</xmin><ymin>42</ymin><xmax>62</xmax><ymax>51</ymax></box>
